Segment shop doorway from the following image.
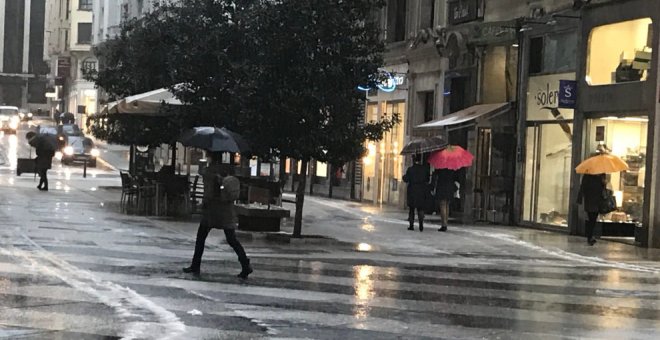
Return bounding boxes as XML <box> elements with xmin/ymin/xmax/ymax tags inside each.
<box><xmin>582</xmin><ymin>116</ymin><xmax>648</xmax><ymax>243</ymax></box>
<box><xmin>523</xmin><ymin>122</ymin><xmax>573</xmax><ymax>227</ymax></box>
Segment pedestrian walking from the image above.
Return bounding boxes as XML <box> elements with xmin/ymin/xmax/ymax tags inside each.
<box><xmin>577</xmin><ymin>173</ymin><xmax>607</xmax><ymax>246</ymax></box>
<box><xmin>27</xmin><ymin>132</ymin><xmax>54</xmax><ymax>192</ymax></box>
<box><xmin>183</xmin><ymin>154</ymin><xmax>253</xmax><ymax>279</ymax></box>
<box><xmin>432</xmin><ymin>168</ymin><xmax>458</xmax><ymax>232</ymax></box>
<box><xmin>403</xmin><ymin>154</ymin><xmax>430</xmax><ymax>232</ymax></box>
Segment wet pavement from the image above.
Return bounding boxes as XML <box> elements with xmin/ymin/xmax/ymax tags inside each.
<box><xmin>2</xmin><ymin>131</ymin><xmax>660</xmax><ymax>338</ymax></box>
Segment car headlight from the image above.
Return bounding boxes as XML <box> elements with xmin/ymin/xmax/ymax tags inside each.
<box><xmin>27</xmin><ymin>113</ymin><xmax>33</xmax><ymax>118</ymax></box>
<box><xmin>8</xmin><ymin>120</ymin><xmax>18</xmax><ymax>129</ymax></box>
<box><xmin>63</xmin><ymin>146</ymin><xmax>74</xmax><ymax>156</ymax></box>
<box><xmin>19</xmin><ymin>113</ymin><xmax>24</xmax><ymax>118</ymax></box>
<box><xmin>90</xmin><ymin>148</ymin><xmax>100</xmax><ymax>157</ymax></box>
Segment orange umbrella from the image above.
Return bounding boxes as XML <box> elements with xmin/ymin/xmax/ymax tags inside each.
<box><xmin>575</xmin><ymin>154</ymin><xmax>629</xmax><ymax>174</ymax></box>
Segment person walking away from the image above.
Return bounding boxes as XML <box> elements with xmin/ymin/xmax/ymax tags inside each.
<box><xmin>577</xmin><ymin>173</ymin><xmax>607</xmax><ymax>246</ymax></box>
<box><xmin>403</xmin><ymin>154</ymin><xmax>430</xmax><ymax>232</ymax></box>
<box><xmin>432</xmin><ymin>168</ymin><xmax>458</xmax><ymax>232</ymax></box>
<box><xmin>183</xmin><ymin>154</ymin><xmax>253</xmax><ymax>279</ymax></box>
<box><xmin>33</xmin><ymin>138</ymin><xmax>54</xmax><ymax>191</ymax></box>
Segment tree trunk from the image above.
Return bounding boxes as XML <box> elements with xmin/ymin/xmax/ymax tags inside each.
<box><xmin>350</xmin><ymin>161</ymin><xmax>356</xmax><ymax>200</ymax></box>
<box><xmin>309</xmin><ymin>161</ymin><xmax>314</xmax><ymax>195</ymax></box>
<box><xmin>328</xmin><ymin>164</ymin><xmax>334</xmax><ymax>198</ymax></box>
<box><xmin>291</xmin><ymin>158</ymin><xmax>296</xmax><ymax>192</ymax></box>
<box><xmin>293</xmin><ymin>159</ymin><xmax>308</xmax><ymax>238</ymax></box>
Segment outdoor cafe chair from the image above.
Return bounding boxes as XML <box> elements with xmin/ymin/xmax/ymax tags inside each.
<box><xmin>120</xmin><ymin>171</ymin><xmax>138</xmax><ymax>213</ymax></box>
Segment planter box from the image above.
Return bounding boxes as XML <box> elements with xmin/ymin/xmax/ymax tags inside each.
<box><xmin>596</xmin><ymin>221</ymin><xmax>637</xmax><ymax>237</ymax></box>
<box><xmin>235</xmin><ymin>204</ymin><xmax>290</xmax><ymax>232</ymax></box>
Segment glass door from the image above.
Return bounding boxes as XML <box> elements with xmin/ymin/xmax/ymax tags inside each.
<box><xmin>523</xmin><ymin>122</ymin><xmax>573</xmax><ymax>226</ymax></box>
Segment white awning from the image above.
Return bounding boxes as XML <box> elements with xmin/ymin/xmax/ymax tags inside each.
<box><xmin>416</xmin><ymin>103</ymin><xmax>511</xmax><ymax>129</ymax></box>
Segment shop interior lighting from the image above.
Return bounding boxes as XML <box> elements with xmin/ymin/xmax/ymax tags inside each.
<box><xmin>602</xmin><ymin>116</ymin><xmax>649</xmax><ymax>122</ymax></box>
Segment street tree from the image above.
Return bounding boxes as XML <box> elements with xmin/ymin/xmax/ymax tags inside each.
<box><xmin>245</xmin><ymin>0</ymin><xmax>394</xmax><ymax>237</ymax></box>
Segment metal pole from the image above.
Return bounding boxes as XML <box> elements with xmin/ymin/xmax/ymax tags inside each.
<box><xmin>83</xmin><ymin>158</ymin><xmax>87</xmax><ymax>178</ymax></box>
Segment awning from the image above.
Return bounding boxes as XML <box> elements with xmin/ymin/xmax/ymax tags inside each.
<box><xmin>416</xmin><ymin>103</ymin><xmax>511</xmax><ymax>129</ymax></box>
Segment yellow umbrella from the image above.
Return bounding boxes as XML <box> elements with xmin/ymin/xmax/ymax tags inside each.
<box><xmin>575</xmin><ymin>154</ymin><xmax>629</xmax><ymax>174</ymax></box>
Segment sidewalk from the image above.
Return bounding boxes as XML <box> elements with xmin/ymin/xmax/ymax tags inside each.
<box><xmin>89</xmin><ymin>136</ymin><xmax>130</xmax><ymax>171</ymax></box>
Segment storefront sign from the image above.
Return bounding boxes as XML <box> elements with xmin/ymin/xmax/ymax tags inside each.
<box><xmin>357</xmin><ymin>71</ymin><xmax>407</xmax><ymax>93</ymax></box>
<box><xmin>57</xmin><ymin>58</ymin><xmax>71</xmax><ymax>78</ymax></box>
<box><xmin>527</xmin><ymin>73</ymin><xmax>575</xmax><ymax>121</ymax></box>
<box><xmin>448</xmin><ymin>0</ymin><xmax>481</xmax><ymax>25</ymax></box>
<box><xmin>558</xmin><ymin>80</ymin><xmax>577</xmax><ymax>109</ymax></box>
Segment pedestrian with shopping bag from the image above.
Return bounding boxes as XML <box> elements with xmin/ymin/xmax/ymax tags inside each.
<box><xmin>576</xmin><ymin>148</ymin><xmax>628</xmax><ymax>246</ymax></box>
<box><xmin>183</xmin><ymin>153</ymin><xmax>253</xmax><ymax>279</ymax></box>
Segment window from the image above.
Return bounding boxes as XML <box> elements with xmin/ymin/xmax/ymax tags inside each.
<box><xmin>78</xmin><ymin>23</ymin><xmax>92</xmax><ymax>44</ymax></box>
<box><xmin>66</xmin><ymin>0</ymin><xmax>70</xmax><ymax>19</ymax></box>
<box><xmin>420</xmin><ymin>0</ymin><xmax>435</xmax><ymax>29</ymax></box>
<box><xmin>528</xmin><ymin>32</ymin><xmax>577</xmax><ymax>75</ymax></box>
<box><xmin>79</xmin><ymin>0</ymin><xmax>92</xmax><ymax>11</ymax></box>
<box><xmin>64</xmin><ymin>31</ymin><xmax>69</xmax><ymax>51</ymax></box>
<box><xmin>422</xmin><ymin>91</ymin><xmax>435</xmax><ymax>122</ymax></box>
<box><xmin>387</xmin><ymin>0</ymin><xmax>407</xmax><ymax>43</ymax></box>
<box><xmin>587</xmin><ymin>18</ymin><xmax>653</xmax><ymax>85</ymax></box>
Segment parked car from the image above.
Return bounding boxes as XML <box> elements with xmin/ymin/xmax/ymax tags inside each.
<box><xmin>0</xmin><ymin>106</ymin><xmax>20</xmax><ymax>133</ymax></box>
<box><xmin>18</xmin><ymin>109</ymin><xmax>33</xmax><ymax>121</ymax></box>
<box><xmin>58</xmin><ymin>124</ymin><xmax>99</xmax><ymax>167</ymax></box>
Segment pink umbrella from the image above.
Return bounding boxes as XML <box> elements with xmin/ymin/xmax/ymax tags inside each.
<box><xmin>428</xmin><ymin>145</ymin><xmax>474</xmax><ymax>170</ymax></box>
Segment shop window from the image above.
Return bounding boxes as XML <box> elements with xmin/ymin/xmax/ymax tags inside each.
<box><xmin>529</xmin><ymin>37</ymin><xmax>544</xmax><ymax>74</ymax></box>
<box><xmin>387</xmin><ymin>0</ymin><xmax>407</xmax><ymax>43</ymax></box>
<box><xmin>587</xmin><ymin>18</ymin><xmax>653</xmax><ymax>86</ymax></box>
<box><xmin>584</xmin><ymin>116</ymin><xmax>648</xmax><ymax>223</ymax></box>
<box><xmin>316</xmin><ymin>162</ymin><xmax>328</xmax><ymax>177</ymax></box>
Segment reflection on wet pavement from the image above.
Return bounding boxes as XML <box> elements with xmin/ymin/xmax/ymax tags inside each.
<box><xmin>3</xmin><ymin>132</ymin><xmax>660</xmax><ymax>338</ymax></box>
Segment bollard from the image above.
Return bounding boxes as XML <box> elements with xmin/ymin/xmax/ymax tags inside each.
<box><xmin>83</xmin><ymin>158</ymin><xmax>87</xmax><ymax>178</ymax></box>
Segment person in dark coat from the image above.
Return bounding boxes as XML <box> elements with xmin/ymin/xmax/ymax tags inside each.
<box><xmin>28</xmin><ymin>133</ymin><xmax>54</xmax><ymax>191</ymax></box>
<box><xmin>403</xmin><ymin>154</ymin><xmax>430</xmax><ymax>232</ymax></box>
<box><xmin>432</xmin><ymin>168</ymin><xmax>458</xmax><ymax>232</ymax></box>
<box><xmin>183</xmin><ymin>154</ymin><xmax>252</xmax><ymax>279</ymax></box>
<box><xmin>577</xmin><ymin>173</ymin><xmax>607</xmax><ymax>246</ymax></box>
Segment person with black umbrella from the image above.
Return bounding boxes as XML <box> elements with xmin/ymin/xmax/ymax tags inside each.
<box><xmin>403</xmin><ymin>154</ymin><xmax>430</xmax><ymax>232</ymax></box>
<box><xmin>26</xmin><ymin>132</ymin><xmax>56</xmax><ymax>191</ymax></box>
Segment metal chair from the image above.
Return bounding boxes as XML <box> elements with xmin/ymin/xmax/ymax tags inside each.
<box><xmin>120</xmin><ymin>171</ymin><xmax>138</xmax><ymax>213</ymax></box>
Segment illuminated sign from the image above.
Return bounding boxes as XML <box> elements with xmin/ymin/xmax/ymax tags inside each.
<box><xmin>357</xmin><ymin>71</ymin><xmax>406</xmax><ymax>93</ymax></box>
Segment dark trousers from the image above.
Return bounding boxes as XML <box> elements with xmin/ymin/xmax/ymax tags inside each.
<box><xmin>191</xmin><ymin>217</ymin><xmax>248</xmax><ymax>270</ymax></box>
<box><xmin>408</xmin><ymin>207</ymin><xmax>424</xmax><ymax>228</ymax></box>
<box><xmin>37</xmin><ymin>168</ymin><xmax>48</xmax><ymax>189</ymax></box>
<box><xmin>586</xmin><ymin>212</ymin><xmax>598</xmax><ymax>240</ymax></box>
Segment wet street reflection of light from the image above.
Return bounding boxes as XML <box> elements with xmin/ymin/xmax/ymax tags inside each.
<box><xmin>356</xmin><ymin>243</ymin><xmax>372</xmax><ymax>252</ymax></box>
<box><xmin>353</xmin><ymin>265</ymin><xmax>375</xmax><ymax>320</ymax></box>
<box><xmin>8</xmin><ymin>134</ymin><xmax>17</xmax><ymax>169</ymax></box>
<box><xmin>360</xmin><ymin>222</ymin><xmax>375</xmax><ymax>232</ymax></box>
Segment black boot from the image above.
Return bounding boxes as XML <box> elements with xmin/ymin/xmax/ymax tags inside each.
<box><xmin>419</xmin><ymin>221</ymin><xmax>424</xmax><ymax>232</ymax></box>
<box><xmin>238</xmin><ymin>259</ymin><xmax>253</xmax><ymax>279</ymax></box>
<box><xmin>182</xmin><ymin>266</ymin><xmax>200</xmax><ymax>276</ymax></box>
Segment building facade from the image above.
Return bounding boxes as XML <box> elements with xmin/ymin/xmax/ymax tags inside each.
<box><xmin>0</xmin><ymin>0</ymin><xmax>48</xmax><ymax>110</ymax></box>
<box><xmin>45</xmin><ymin>0</ymin><xmax>96</xmax><ymax>127</ymax></box>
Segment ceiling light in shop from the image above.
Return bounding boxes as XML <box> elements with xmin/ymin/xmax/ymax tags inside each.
<box><xmin>602</xmin><ymin>116</ymin><xmax>648</xmax><ymax>122</ymax></box>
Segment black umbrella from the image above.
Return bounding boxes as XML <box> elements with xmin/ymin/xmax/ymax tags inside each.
<box><xmin>27</xmin><ymin>133</ymin><xmax>59</xmax><ymax>151</ymax></box>
<box><xmin>178</xmin><ymin>127</ymin><xmax>250</xmax><ymax>153</ymax></box>
<box><xmin>400</xmin><ymin>136</ymin><xmax>448</xmax><ymax>155</ymax></box>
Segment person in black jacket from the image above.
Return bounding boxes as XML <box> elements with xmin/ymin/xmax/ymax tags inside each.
<box><xmin>432</xmin><ymin>168</ymin><xmax>458</xmax><ymax>232</ymax></box>
<box><xmin>403</xmin><ymin>155</ymin><xmax>429</xmax><ymax>232</ymax></box>
<box><xmin>577</xmin><ymin>173</ymin><xmax>607</xmax><ymax>246</ymax></box>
